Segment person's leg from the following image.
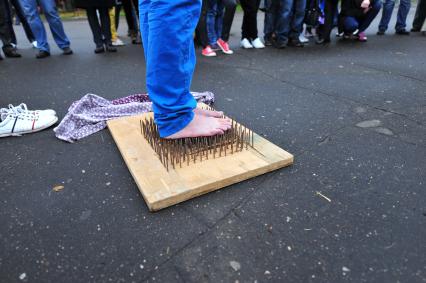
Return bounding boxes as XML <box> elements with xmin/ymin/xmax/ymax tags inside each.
<box><xmin>264</xmin><ymin>0</ymin><xmax>275</xmax><ymax>40</ymax></box>
<box><xmin>395</xmin><ymin>0</ymin><xmax>410</xmax><ymax>31</ymax></box>
<box><xmin>4</xmin><ymin>0</ymin><xmax>18</xmax><ymax>45</ymax></box>
<box><xmin>319</xmin><ymin>0</ymin><xmax>338</xmax><ymax>41</ymax></box>
<box><xmin>206</xmin><ymin>0</ymin><xmax>219</xmax><ymax>45</ymax></box>
<box><xmin>37</xmin><ymin>0</ymin><xmax>70</xmax><ymax>49</ymax></box>
<box><xmin>143</xmin><ymin>0</ymin><xmax>199</xmax><ymax>137</ymax></box>
<box><xmin>109</xmin><ymin>7</ymin><xmax>118</xmax><ymax>42</ymax></box>
<box><xmin>20</xmin><ymin>0</ymin><xmax>49</xmax><ymax>52</ymax></box>
<box><xmin>359</xmin><ymin>0</ymin><xmax>382</xmax><ymax>31</ymax></box>
<box><xmin>378</xmin><ymin>0</ymin><xmax>395</xmax><ymax>32</ymax></box>
<box><xmin>240</xmin><ymin>0</ymin><xmax>260</xmax><ymax>40</ymax></box>
<box><xmin>275</xmin><ymin>0</ymin><xmax>293</xmax><ymax>44</ymax></box>
<box><xmin>342</xmin><ymin>16</ymin><xmax>359</xmax><ymax>33</ymax></box>
<box><xmin>221</xmin><ymin>0</ymin><xmax>236</xmax><ymax>41</ymax></box>
<box><xmin>289</xmin><ymin>0</ymin><xmax>307</xmax><ymax>40</ymax></box>
<box><xmin>10</xmin><ymin>0</ymin><xmax>35</xmax><ymax>43</ymax></box>
<box><xmin>86</xmin><ymin>8</ymin><xmax>103</xmax><ymax>47</ymax></box>
<box><xmin>196</xmin><ymin>0</ymin><xmax>210</xmax><ymax>47</ymax></box>
<box><xmin>239</xmin><ymin>0</ymin><xmax>250</xmax><ymax>39</ymax></box>
<box><xmin>412</xmin><ymin>0</ymin><xmax>426</xmax><ymax>30</ymax></box>
<box><xmin>0</xmin><ymin>0</ymin><xmax>14</xmax><ymax>48</ymax></box>
<box><xmin>215</xmin><ymin>1</ymin><xmax>225</xmax><ymax>41</ymax></box>
<box><xmin>99</xmin><ymin>7</ymin><xmax>113</xmax><ymax>45</ymax></box>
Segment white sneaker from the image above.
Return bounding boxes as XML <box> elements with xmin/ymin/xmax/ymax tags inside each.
<box><xmin>2</xmin><ymin>103</ymin><xmax>56</xmax><ymax>117</ymax></box>
<box><xmin>0</xmin><ymin>104</ymin><xmax>58</xmax><ymax>137</ymax></box>
<box><xmin>299</xmin><ymin>34</ymin><xmax>309</xmax><ymax>43</ymax></box>
<box><xmin>31</xmin><ymin>41</ymin><xmax>37</xmax><ymax>48</ymax></box>
<box><xmin>240</xmin><ymin>38</ymin><xmax>253</xmax><ymax>49</ymax></box>
<box><xmin>251</xmin><ymin>37</ymin><xmax>265</xmax><ymax>49</ymax></box>
<box><xmin>112</xmin><ymin>38</ymin><xmax>125</xmax><ymax>46</ymax></box>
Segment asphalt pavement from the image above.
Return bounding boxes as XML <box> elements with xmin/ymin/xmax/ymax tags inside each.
<box><xmin>0</xmin><ymin>10</ymin><xmax>425</xmax><ymax>283</ymax></box>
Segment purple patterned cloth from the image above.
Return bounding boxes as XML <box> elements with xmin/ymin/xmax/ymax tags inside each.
<box><xmin>54</xmin><ymin>92</ymin><xmax>215</xmax><ymax>143</ymax></box>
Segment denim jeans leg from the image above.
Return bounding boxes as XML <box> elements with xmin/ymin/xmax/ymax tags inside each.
<box><xmin>343</xmin><ymin>16</ymin><xmax>359</xmax><ymax>33</ymax></box>
<box><xmin>289</xmin><ymin>0</ymin><xmax>307</xmax><ymax>39</ymax></box>
<box><xmin>378</xmin><ymin>0</ymin><xmax>395</xmax><ymax>31</ymax></box>
<box><xmin>215</xmin><ymin>1</ymin><xmax>224</xmax><ymax>40</ymax></box>
<box><xmin>275</xmin><ymin>0</ymin><xmax>292</xmax><ymax>43</ymax></box>
<box><xmin>20</xmin><ymin>0</ymin><xmax>50</xmax><ymax>52</ymax></box>
<box><xmin>206</xmin><ymin>0</ymin><xmax>219</xmax><ymax>45</ymax></box>
<box><xmin>395</xmin><ymin>0</ymin><xmax>410</xmax><ymax>31</ymax></box>
<box><xmin>38</xmin><ymin>0</ymin><xmax>70</xmax><ymax>49</ymax></box>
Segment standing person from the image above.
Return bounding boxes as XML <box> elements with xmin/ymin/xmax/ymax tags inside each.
<box><xmin>7</xmin><ymin>0</ymin><xmax>37</xmax><ymax>47</ymax></box>
<box><xmin>340</xmin><ymin>0</ymin><xmax>381</xmax><ymax>41</ymax></box>
<box><xmin>274</xmin><ymin>0</ymin><xmax>307</xmax><ymax>48</ymax></box>
<box><xmin>19</xmin><ymin>0</ymin><xmax>72</xmax><ymax>58</ymax></box>
<box><xmin>240</xmin><ymin>0</ymin><xmax>265</xmax><ymax>48</ymax></box>
<box><xmin>0</xmin><ymin>0</ymin><xmax>21</xmax><ymax>60</ymax></box>
<box><xmin>139</xmin><ymin>0</ymin><xmax>231</xmax><ymax>139</ymax></box>
<box><xmin>206</xmin><ymin>0</ymin><xmax>233</xmax><ymax>55</ymax></box>
<box><xmin>114</xmin><ymin>0</ymin><xmax>141</xmax><ymax>44</ymax></box>
<box><xmin>75</xmin><ymin>0</ymin><xmax>117</xmax><ymax>53</ymax></box>
<box><xmin>377</xmin><ymin>0</ymin><xmax>410</xmax><ymax>34</ymax></box>
<box><xmin>412</xmin><ymin>0</ymin><xmax>426</xmax><ymax>32</ymax></box>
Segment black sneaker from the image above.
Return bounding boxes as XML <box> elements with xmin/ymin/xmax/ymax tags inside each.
<box><xmin>287</xmin><ymin>38</ymin><xmax>304</xmax><ymax>47</ymax></box>
<box><xmin>62</xmin><ymin>47</ymin><xmax>73</xmax><ymax>55</ymax></box>
<box><xmin>264</xmin><ymin>36</ymin><xmax>274</xmax><ymax>46</ymax></box>
<box><xmin>36</xmin><ymin>50</ymin><xmax>50</xmax><ymax>59</ymax></box>
<box><xmin>411</xmin><ymin>27</ymin><xmax>421</xmax><ymax>32</ymax></box>
<box><xmin>2</xmin><ymin>47</ymin><xmax>22</xmax><ymax>58</ymax></box>
<box><xmin>94</xmin><ymin>46</ymin><xmax>105</xmax><ymax>54</ymax></box>
<box><xmin>395</xmin><ymin>29</ymin><xmax>410</xmax><ymax>35</ymax></box>
<box><xmin>377</xmin><ymin>30</ymin><xmax>385</xmax><ymax>35</ymax></box>
<box><xmin>106</xmin><ymin>44</ymin><xmax>117</xmax><ymax>52</ymax></box>
<box><xmin>274</xmin><ymin>40</ymin><xmax>287</xmax><ymax>49</ymax></box>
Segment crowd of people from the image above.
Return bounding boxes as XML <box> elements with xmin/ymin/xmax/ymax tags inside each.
<box><xmin>0</xmin><ymin>0</ymin><xmax>425</xmax><ymax>61</ymax></box>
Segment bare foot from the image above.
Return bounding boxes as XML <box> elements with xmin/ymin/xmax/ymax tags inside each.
<box><xmin>165</xmin><ymin>113</ymin><xmax>231</xmax><ymax>139</ymax></box>
<box><xmin>193</xmin><ymin>107</ymin><xmax>224</xmax><ymax>118</ymax></box>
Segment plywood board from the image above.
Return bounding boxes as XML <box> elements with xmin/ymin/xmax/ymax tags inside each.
<box><xmin>107</xmin><ymin>106</ymin><xmax>294</xmax><ymax>211</ymax></box>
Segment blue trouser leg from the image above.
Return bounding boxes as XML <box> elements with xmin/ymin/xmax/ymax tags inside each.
<box><xmin>343</xmin><ymin>16</ymin><xmax>359</xmax><ymax>33</ymax></box>
<box><xmin>206</xmin><ymin>0</ymin><xmax>219</xmax><ymax>44</ymax></box>
<box><xmin>38</xmin><ymin>0</ymin><xmax>70</xmax><ymax>49</ymax></box>
<box><xmin>20</xmin><ymin>0</ymin><xmax>50</xmax><ymax>52</ymax></box>
<box><xmin>140</xmin><ymin>0</ymin><xmax>201</xmax><ymax>138</ymax></box>
<box><xmin>378</xmin><ymin>0</ymin><xmax>395</xmax><ymax>31</ymax></box>
<box><xmin>215</xmin><ymin>1</ymin><xmax>224</xmax><ymax>40</ymax></box>
<box><xmin>359</xmin><ymin>0</ymin><xmax>381</xmax><ymax>32</ymax></box>
<box><xmin>289</xmin><ymin>0</ymin><xmax>307</xmax><ymax>39</ymax></box>
<box><xmin>395</xmin><ymin>0</ymin><xmax>410</xmax><ymax>31</ymax></box>
<box><xmin>275</xmin><ymin>0</ymin><xmax>293</xmax><ymax>42</ymax></box>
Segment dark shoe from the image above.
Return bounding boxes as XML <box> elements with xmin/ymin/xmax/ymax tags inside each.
<box><xmin>411</xmin><ymin>27</ymin><xmax>421</xmax><ymax>32</ymax></box>
<box><xmin>395</xmin><ymin>29</ymin><xmax>410</xmax><ymax>35</ymax></box>
<box><xmin>36</xmin><ymin>50</ymin><xmax>50</xmax><ymax>59</ymax></box>
<box><xmin>287</xmin><ymin>38</ymin><xmax>304</xmax><ymax>47</ymax></box>
<box><xmin>273</xmin><ymin>40</ymin><xmax>287</xmax><ymax>49</ymax></box>
<box><xmin>377</xmin><ymin>30</ymin><xmax>385</xmax><ymax>35</ymax></box>
<box><xmin>264</xmin><ymin>36</ymin><xmax>274</xmax><ymax>46</ymax></box>
<box><xmin>106</xmin><ymin>44</ymin><xmax>117</xmax><ymax>52</ymax></box>
<box><xmin>94</xmin><ymin>46</ymin><xmax>105</xmax><ymax>54</ymax></box>
<box><xmin>62</xmin><ymin>47</ymin><xmax>73</xmax><ymax>55</ymax></box>
<box><xmin>315</xmin><ymin>36</ymin><xmax>330</xmax><ymax>45</ymax></box>
<box><xmin>2</xmin><ymin>47</ymin><xmax>22</xmax><ymax>58</ymax></box>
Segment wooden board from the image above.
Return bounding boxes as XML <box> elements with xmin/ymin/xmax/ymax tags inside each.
<box><xmin>107</xmin><ymin>106</ymin><xmax>294</xmax><ymax>211</ymax></box>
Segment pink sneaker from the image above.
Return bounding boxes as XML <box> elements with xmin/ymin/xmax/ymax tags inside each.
<box><xmin>358</xmin><ymin>32</ymin><xmax>367</xmax><ymax>42</ymax></box>
<box><xmin>202</xmin><ymin>46</ymin><xmax>217</xmax><ymax>57</ymax></box>
<box><xmin>217</xmin><ymin>39</ymin><xmax>233</xmax><ymax>55</ymax></box>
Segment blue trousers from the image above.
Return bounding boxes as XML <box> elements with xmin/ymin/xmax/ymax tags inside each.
<box><xmin>20</xmin><ymin>0</ymin><xmax>70</xmax><ymax>52</ymax></box>
<box><xmin>275</xmin><ymin>0</ymin><xmax>307</xmax><ymax>42</ymax></box>
<box><xmin>206</xmin><ymin>0</ymin><xmax>224</xmax><ymax>45</ymax></box>
<box><xmin>378</xmin><ymin>0</ymin><xmax>410</xmax><ymax>31</ymax></box>
<box><xmin>140</xmin><ymin>0</ymin><xmax>201</xmax><ymax>138</ymax></box>
<box><xmin>343</xmin><ymin>0</ymin><xmax>381</xmax><ymax>33</ymax></box>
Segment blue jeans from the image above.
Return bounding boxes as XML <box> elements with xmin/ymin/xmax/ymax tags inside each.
<box><xmin>343</xmin><ymin>0</ymin><xmax>382</xmax><ymax>33</ymax></box>
<box><xmin>20</xmin><ymin>0</ymin><xmax>70</xmax><ymax>52</ymax></box>
<box><xmin>206</xmin><ymin>0</ymin><xmax>224</xmax><ymax>45</ymax></box>
<box><xmin>378</xmin><ymin>0</ymin><xmax>410</xmax><ymax>31</ymax></box>
<box><xmin>140</xmin><ymin>0</ymin><xmax>201</xmax><ymax>138</ymax></box>
<box><xmin>264</xmin><ymin>0</ymin><xmax>280</xmax><ymax>39</ymax></box>
<box><xmin>275</xmin><ymin>0</ymin><xmax>307</xmax><ymax>42</ymax></box>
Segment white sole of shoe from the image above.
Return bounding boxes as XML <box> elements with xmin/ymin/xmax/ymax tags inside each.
<box><xmin>0</xmin><ymin>116</ymin><xmax>58</xmax><ymax>138</ymax></box>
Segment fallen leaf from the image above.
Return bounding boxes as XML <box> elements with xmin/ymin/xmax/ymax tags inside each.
<box><xmin>53</xmin><ymin>185</ymin><xmax>64</xmax><ymax>192</ymax></box>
